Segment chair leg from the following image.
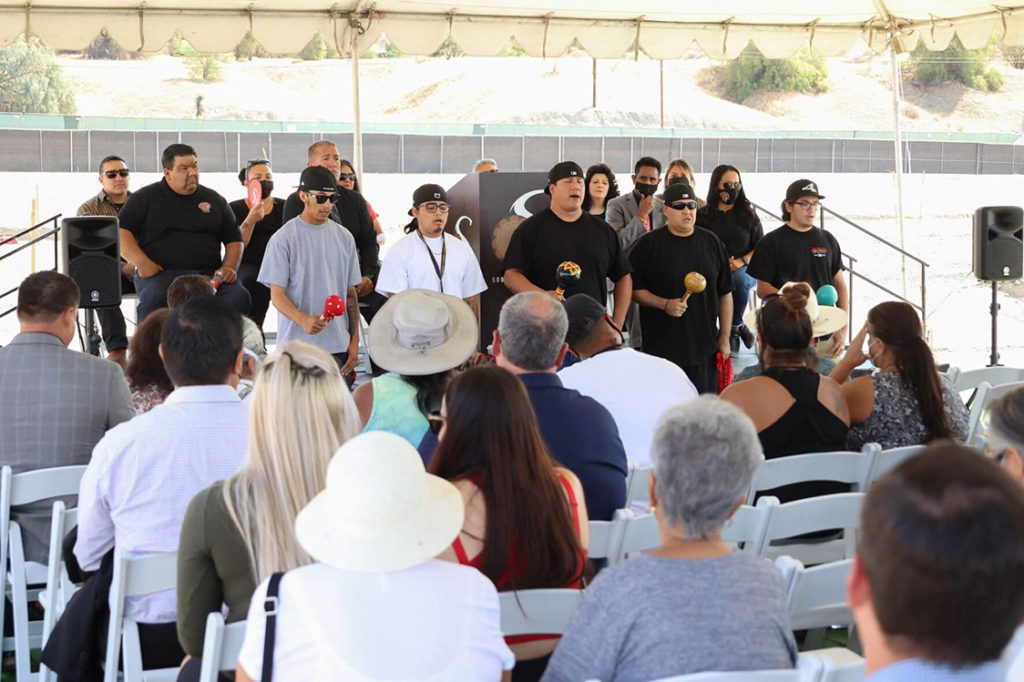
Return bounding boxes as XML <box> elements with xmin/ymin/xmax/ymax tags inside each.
<box><xmin>10</xmin><ymin>525</ymin><xmax>36</xmax><ymax>681</ymax></box>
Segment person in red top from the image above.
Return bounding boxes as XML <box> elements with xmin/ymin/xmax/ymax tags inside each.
<box><xmin>429</xmin><ymin>365</ymin><xmax>589</xmax><ymax>682</ymax></box>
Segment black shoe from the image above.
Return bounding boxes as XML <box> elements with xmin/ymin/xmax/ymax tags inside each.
<box><xmin>729</xmin><ymin>332</ymin><xmax>740</xmax><ymax>357</ymax></box>
<box><xmin>738</xmin><ymin>324</ymin><xmax>755</xmax><ymax>349</ymax></box>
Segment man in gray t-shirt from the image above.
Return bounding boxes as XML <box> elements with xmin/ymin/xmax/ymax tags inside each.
<box><xmin>258</xmin><ymin>166</ymin><xmax>361</xmax><ymax>374</ymax></box>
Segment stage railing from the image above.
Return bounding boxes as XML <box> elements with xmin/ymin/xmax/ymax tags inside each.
<box><xmin>0</xmin><ymin>215</ymin><xmax>62</xmax><ymax>319</ymax></box>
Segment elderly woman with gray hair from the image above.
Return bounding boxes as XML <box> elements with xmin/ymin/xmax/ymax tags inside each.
<box><xmin>541</xmin><ymin>396</ymin><xmax>797</xmax><ymax>682</ymax></box>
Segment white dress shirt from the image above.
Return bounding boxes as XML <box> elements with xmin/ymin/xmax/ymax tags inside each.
<box><xmin>75</xmin><ymin>385</ymin><xmax>249</xmax><ymax>624</ymax></box>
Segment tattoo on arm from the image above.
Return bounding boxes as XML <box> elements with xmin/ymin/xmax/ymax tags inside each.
<box><xmin>347</xmin><ymin>286</ymin><xmax>359</xmax><ymax>339</ymax></box>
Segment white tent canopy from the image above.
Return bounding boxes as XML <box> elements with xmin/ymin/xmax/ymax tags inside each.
<box><xmin>1</xmin><ymin>0</ymin><xmax>1022</xmax><ymax>58</ymax></box>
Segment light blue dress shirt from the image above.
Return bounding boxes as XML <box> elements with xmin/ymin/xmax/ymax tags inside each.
<box><xmin>868</xmin><ymin>659</ymin><xmax>1004</xmax><ymax>682</ymax></box>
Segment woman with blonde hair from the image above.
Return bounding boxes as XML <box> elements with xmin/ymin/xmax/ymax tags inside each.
<box><xmin>175</xmin><ymin>340</ymin><xmax>362</xmax><ymax>679</ymax></box>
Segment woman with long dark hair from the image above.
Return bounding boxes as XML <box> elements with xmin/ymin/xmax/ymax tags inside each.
<box><xmin>582</xmin><ymin>164</ymin><xmax>619</xmax><ymax>220</ymax></box>
<box><xmin>831</xmin><ymin>301</ymin><xmax>968</xmax><ymax>450</ymax></box>
<box><xmin>125</xmin><ymin>308</ymin><xmax>173</xmax><ymax>413</ymax></box>
<box><xmin>696</xmin><ymin>164</ymin><xmax>764</xmax><ymax>354</ymax></box>
<box><xmin>338</xmin><ymin>158</ymin><xmax>385</xmax><ymax>244</ymax></box>
<box><xmin>430</xmin><ymin>365</ymin><xmax>588</xmax><ymax>681</ymax></box>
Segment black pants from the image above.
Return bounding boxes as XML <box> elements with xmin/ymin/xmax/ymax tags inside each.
<box><xmin>238</xmin><ymin>263</ymin><xmax>271</xmax><ymax>328</ymax></box>
<box><xmin>512</xmin><ymin>654</ymin><xmax>552</xmax><ymax>682</ymax></box>
<box><xmin>331</xmin><ymin>352</ymin><xmax>357</xmax><ymax>389</ymax></box>
<box><xmin>94</xmin><ymin>617</ymin><xmax>185</xmax><ymax>671</ymax></box>
<box><xmin>680</xmin><ymin>354</ymin><xmax>719</xmax><ymax>394</ymax></box>
<box><xmin>95</xmin><ymin>271</ymin><xmax>136</xmax><ymax>352</ymax></box>
<box><xmin>135</xmin><ymin>270</ymin><xmax>251</xmax><ymax>322</ymax></box>
<box><xmin>360</xmin><ymin>290</ymin><xmax>388</xmax><ymax>323</ymax></box>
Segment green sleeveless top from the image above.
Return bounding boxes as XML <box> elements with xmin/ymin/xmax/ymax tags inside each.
<box><xmin>364</xmin><ymin>372</ymin><xmax>430</xmax><ymax>448</ymax></box>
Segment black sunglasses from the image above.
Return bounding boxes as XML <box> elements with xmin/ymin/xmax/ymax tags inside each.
<box><xmin>722</xmin><ymin>181</ymin><xmax>741</xmax><ymax>190</ymax></box>
<box><xmin>339</xmin><ymin>173</ymin><xmax>357</xmax><ymax>181</ymax></box>
<box><xmin>668</xmin><ymin>200</ymin><xmax>697</xmax><ymax>211</ymax></box>
<box><xmin>427</xmin><ymin>411</ymin><xmax>446</xmax><ymax>436</ymax></box>
<box><xmin>103</xmin><ymin>169</ymin><xmax>130</xmax><ymax>178</ymax></box>
<box><xmin>246</xmin><ymin>158</ymin><xmax>271</xmax><ymax>168</ymax></box>
<box><xmin>307</xmin><ymin>192</ymin><xmax>340</xmax><ymax>204</ymax></box>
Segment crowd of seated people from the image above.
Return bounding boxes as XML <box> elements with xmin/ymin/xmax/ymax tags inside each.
<box><xmin>3</xmin><ymin>147</ymin><xmax>1019</xmax><ymax>682</ymax></box>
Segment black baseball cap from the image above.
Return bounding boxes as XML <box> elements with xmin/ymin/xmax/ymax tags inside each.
<box><xmin>298</xmin><ymin>166</ymin><xmax>339</xmax><ymax>193</ymax></box>
<box><xmin>563</xmin><ymin>294</ymin><xmax>610</xmax><ymax>346</ymax></box>
<box><xmin>413</xmin><ymin>184</ymin><xmax>448</xmax><ymax>206</ymax></box>
<box><xmin>545</xmin><ymin>161</ymin><xmax>584</xmax><ymax>195</ymax></box>
<box><xmin>662</xmin><ymin>182</ymin><xmax>697</xmax><ymax>205</ymax></box>
<box><xmin>785</xmin><ymin>179</ymin><xmax>825</xmax><ymax>202</ymax></box>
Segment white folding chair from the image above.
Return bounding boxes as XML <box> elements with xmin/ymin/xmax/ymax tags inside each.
<box><xmin>747</xmin><ymin>448</ymin><xmax>876</xmax><ymax>504</ymax></box>
<box><xmin>816</xmin><ymin>648</ymin><xmax>865</xmax><ymax>682</ymax></box>
<box><xmin>865</xmin><ymin>444</ymin><xmax>925</xmax><ymax>487</ymax></box>
<box><xmin>1</xmin><ymin>464</ymin><xmax>87</xmax><ymax>682</ymax></box>
<box><xmin>39</xmin><ymin>501</ymin><xmax>80</xmax><ymax>682</ymax></box>
<box><xmin>721</xmin><ymin>498</ymin><xmax>775</xmax><ymax>555</ymax></box>
<box><xmin>649</xmin><ymin>652</ymin><xmax>824</xmax><ymax>681</ymax></box>
<box><xmin>197</xmin><ymin>612</ymin><xmax>247</xmax><ymax>682</ymax></box>
<box><xmin>587</xmin><ymin>508</ymin><xmax>629</xmax><ymax>563</ymax></box>
<box><xmin>624</xmin><ymin>463</ymin><xmax>653</xmax><ymax>509</ymax></box>
<box><xmin>760</xmin><ymin>493</ymin><xmax>864</xmax><ymax>565</ymax></box>
<box><xmin>356</xmin><ymin>306</ymin><xmax>372</xmax><ymax>375</ymax></box>
<box><xmin>955</xmin><ymin>367</ymin><xmax>1024</xmax><ymax>397</ymax></box>
<box><xmin>104</xmin><ymin>549</ymin><xmax>180</xmax><ymax>682</ymax></box>
<box><xmin>614</xmin><ymin>510</ymin><xmax>659</xmax><ymax>564</ymax></box>
<box><xmin>775</xmin><ymin>557</ymin><xmax>854</xmax><ymax>632</ymax></box>
<box><xmin>968</xmin><ymin>380</ymin><xmax>1024</xmax><ymax>446</ymax></box>
<box><xmin>498</xmin><ymin>588</ymin><xmax>582</xmax><ymax>638</ymax></box>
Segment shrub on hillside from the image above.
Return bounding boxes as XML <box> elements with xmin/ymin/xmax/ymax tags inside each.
<box><xmin>723</xmin><ymin>42</ymin><xmax>828</xmax><ymax>103</ymax></box>
<box><xmin>1001</xmin><ymin>43</ymin><xmax>1024</xmax><ymax>69</ymax></box>
<box><xmin>166</xmin><ymin>31</ymin><xmax>200</xmax><ymax>58</ymax></box>
<box><xmin>188</xmin><ymin>55</ymin><xmax>223</xmax><ymax>82</ymax></box>
<box><xmin>0</xmin><ymin>37</ymin><xmax>76</xmax><ymax>114</ymax></box>
<box><xmin>83</xmin><ymin>30</ymin><xmax>138</xmax><ymax>60</ymax></box>
<box><xmin>911</xmin><ymin>35</ymin><xmax>1003</xmax><ymax>91</ymax></box>
<box><xmin>235</xmin><ymin>33</ymin><xmax>271</xmax><ymax>60</ymax></box>
<box><xmin>299</xmin><ymin>33</ymin><xmax>339</xmax><ymax>60</ymax></box>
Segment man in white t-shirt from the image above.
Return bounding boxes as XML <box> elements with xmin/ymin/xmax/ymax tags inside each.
<box><xmin>557</xmin><ymin>294</ymin><xmax>697</xmax><ymax>466</ymax></box>
<box><xmin>376</xmin><ymin>184</ymin><xmax>487</xmax><ymax>315</ymax></box>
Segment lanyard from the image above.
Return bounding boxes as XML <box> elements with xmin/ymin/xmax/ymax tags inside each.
<box><xmin>417</xmin><ymin>231</ymin><xmax>447</xmax><ymax>293</ymax></box>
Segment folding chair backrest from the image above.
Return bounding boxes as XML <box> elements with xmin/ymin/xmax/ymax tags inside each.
<box><xmin>777</xmin><ymin>557</ymin><xmax>854</xmax><ymax>631</ymax></box>
<box><xmin>649</xmin><ymin>653</ymin><xmax>824</xmax><ymax>681</ymax></box>
<box><xmin>722</xmin><ymin>499</ymin><xmax>775</xmax><ymax>555</ymax></box>
<box><xmin>747</xmin><ymin>451</ymin><xmax>873</xmax><ymax>503</ymax></box>
<box><xmin>40</xmin><ymin>501</ymin><xmax>80</xmax><ymax>682</ymax></box>
<box><xmin>866</xmin><ymin>444</ymin><xmax>925</xmax><ymax>487</ymax></box>
<box><xmin>198</xmin><ymin>613</ymin><xmax>247</xmax><ymax>682</ymax></box>
<box><xmin>498</xmin><ymin>588</ymin><xmax>582</xmax><ymax>638</ymax></box>
<box><xmin>625</xmin><ymin>463</ymin><xmax>653</xmax><ymax>508</ymax></box>
<box><xmin>616</xmin><ymin>512</ymin><xmax>660</xmax><ymax>563</ymax></box>
<box><xmin>587</xmin><ymin>509</ymin><xmax>629</xmax><ymax>562</ymax></box>
<box><xmin>966</xmin><ymin>381</ymin><xmax>992</xmax><ymax>445</ymax></box>
<box><xmin>955</xmin><ymin>367</ymin><xmax>1024</xmax><ymax>395</ymax></box>
<box><xmin>972</xmin><ymin>380</ymin><xmax>1024</xmax><ymax>446</ymax></box>
<box><xmin>761</xmin><ymin>493</ymin><xmax>864</xmax><ymax>563</ymax></box>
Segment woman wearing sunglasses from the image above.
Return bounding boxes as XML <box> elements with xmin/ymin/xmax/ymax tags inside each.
<box><xmin>696</xmin><ymin>165</ymin><xmax>764</xmax><ymax>355</ymax></box>
<box><xmin>337</xmin><ymin>159</ymin><xmax>386</xmax><ymax>245</ymax></box>
<box><xmin>230</xmin><ymin>159</ymin><xmax>284</xmax><ymax>329</ymax></box>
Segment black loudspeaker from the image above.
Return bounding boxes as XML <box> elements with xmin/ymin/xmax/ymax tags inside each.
<box><xmin>62</xmin><ymin>216</ymin><xmax>122</xmax><ymax>308</ymax></box>
<box><xmin>973</xmin><ymin>206</ymin><xmax>1023</xmax><ymax>281</ymax></box>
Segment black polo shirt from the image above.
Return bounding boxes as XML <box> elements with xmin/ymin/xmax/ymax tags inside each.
<box><xmin>282</xmin><ymin>187</ymin><xmax>380</xmax><ymax>282</ymax></box>
<box><xmin>502</xmin><ymin>208</ymin><xmax>631</xmax><ymax>305</ymax></box>
<box><xmin>695</xmin><ymin>205</ymin><xmax>764</xmax><ymax>258</ymax></box>
<box><xmin>118</xmin><ymin>180</ymin><xmax>241</xmax><ymax>271</ymax></box>
<box><xmin>746</xmin><ymin>224</ymin><xmax>843</xmax><ymax>291</ymax></box>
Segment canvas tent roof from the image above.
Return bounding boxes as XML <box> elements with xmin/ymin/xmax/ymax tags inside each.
<box><xmin>1</xmin><ymin>0</ymin><xmax>1022</xmax><ymax>58</ymax></box>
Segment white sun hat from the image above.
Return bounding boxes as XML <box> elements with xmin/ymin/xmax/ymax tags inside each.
<box><xmin>367</xmin><ymin>289</ymin><xmax>478</xmax><ymax>376</ymax></box>
<box><xmin>743</xmin><ymin>281</ymin><xmax>847</xmax><ymax>338</ymax></box>
<box><xmin>295</xmin><ymin>431</ymin><xmax>464</xmax><ymax>573</ymax></box>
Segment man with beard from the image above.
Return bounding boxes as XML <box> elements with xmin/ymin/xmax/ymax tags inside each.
<box><xmin>503</xmin><ymin>161</ymin><xmax>632</xmax><ymax>330</ymax></box>
<box><xmin>118</xmin><ymin>144</ymin><xmax>250</xmax><ymax>320</ymax></box>
<box><xmin>229</xmin><ymin>159</ymin><xmax>284</xmax><ymax>329</ymax></box>
<box><xmin>629</xmin><ymin>182</ymin><xmax>733</xmax><ymax>394</ymax></box>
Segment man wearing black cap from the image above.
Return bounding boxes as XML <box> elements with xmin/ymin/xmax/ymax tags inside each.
<box><xmin>259</xmin><ymin>166</ymin><xmax>361</xmax><ymax>375</ymax></box>
<box><xmin>746</xmin><ymin>178</ymin><xmax>848</xmax><ymax>354</ymax></box>
<box><xmin>376</xmin><ymin>184</ymin><xmax>487</xmax><ymax>314</ymax></box>
<box><xmin>502</xmin><ymin>161</ymin><xmax>632</xmax><ymax>329</ymax></box>
<box><xmin>629</xmin><ymin>182</ymin><xmax>733</xmax><ymax>394</ymax></box>
<box><xmin>559</xmin><ymin>293</ymin><xmax>697</xmax><ymax>465</ymax></box>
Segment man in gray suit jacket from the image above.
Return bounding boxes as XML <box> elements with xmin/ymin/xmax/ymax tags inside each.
<box><xmin>0</xmin><ymin>271</ymin><xmax>134</xmax><ymax>562</ymax></box>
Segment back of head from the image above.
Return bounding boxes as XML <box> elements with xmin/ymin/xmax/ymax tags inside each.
<box><xmin>126</xmin><ymin>308</ymin><xmax>173</xmax><ymax>394</ymax></box>
<box><xmin>498</xmin><ymin>292</ymin><xmax>568</xmax><ymax>371</ymax></box>
<box><xmin>867</xmin><ymin>301</ymin><xmax>952</xmax><ymax>441</ymax></box>
<box><xmin>226</xmin><ymin>340</ymin><xmax>362</xmax><ymax>580</ymax></box>
<box><xmin>17</xmin><ymin>271</ymin><xmax>79</xmax><ymax>323</ymax></box>
<box><xmin>859</xmin><ymin>443</ymin><xmax>1024</xmax><ymax>665</ymax></box>
<box><xmin>988</xmin><ymin>386</ymin><xmax>1024</xmax><ymax>448</ymax></box>
<box><xmin>428</xmin><ymin>365</ymin><xmax>581</xmax><ymax>588</ymax></box>
<box><xmin>160</xmin><ymin>296</ymin><xmax>242</xmax><ymax>387</ymax></box>
<box><xmin>651</xmin><ymin>396</ymin><xmax>762</xmax><ymax>539</ymax></box>
<box><xmin>758</xmin><ymin>283</ymin><xmax>813</xmax><ymax>363</ymax></box>
<box><xmin>166</xmin><ymin>274</ymin><xmax>215</xmax><ymax>309</ymax></box>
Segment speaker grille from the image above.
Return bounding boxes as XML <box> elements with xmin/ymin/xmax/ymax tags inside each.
<box><xmin>68</xmin><ymin>254</ymin><xmax>121</xmax><ymax>308</ymax></box>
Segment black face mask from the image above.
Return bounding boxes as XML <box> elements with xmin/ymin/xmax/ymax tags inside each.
<box><xmin>635</xmin><ymin>182</ymin><xmax>659</xmax><ymax>198</ymax></box>
<box><xmin>259</xmin><ymin>180</ymin><xmax>274</xmax><ymax>198</ymax></box>
<box><xmin>719</xmin><ymin>182</ymin><xmax>740</xmax><ymax>206</ymax></box>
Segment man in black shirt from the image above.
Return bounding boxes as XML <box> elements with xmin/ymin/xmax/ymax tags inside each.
<box><xmin>502</xmin><ymin>161</ymin><xmax>632</xmax><ymax>329</ymax></box>
<box><xmin>229</xmin><ymin>159</ymin><xmax>284</xmax><ymax>328</ymax></box>
<box><xmin>630</xmin><ymin>183</ymin><xmax>733</xmax><ymax>394</ymax></box>
<box><xmin>118</xmin><ymin>144</ymin><xmax>250</xmax><ymax>321</ymax></box>
<box><xmin>282</xmin><ymin>140</ymin><xmax>385</xmax><ymax>321</ymax></box>
<box><xmin>746</xmin><ymin>178</ymin><xmax>848</xmax><ymax>354</ymax></box>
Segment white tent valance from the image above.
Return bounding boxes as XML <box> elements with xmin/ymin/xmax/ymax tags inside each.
<box><xmin>1</xmin><ymin>0</ymin><xmax>1022</xmax><ymax>57</ymax></box>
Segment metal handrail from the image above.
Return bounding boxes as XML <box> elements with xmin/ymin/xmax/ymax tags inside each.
<box><xmin>0</xmin><ymin>214</ymin><xmax>61</xmax><ymax>319</ymax></box>
<box><xmin>821</xmin><ymin>206</ymin><xmax>929</xmax><ymax>267</ymax></box>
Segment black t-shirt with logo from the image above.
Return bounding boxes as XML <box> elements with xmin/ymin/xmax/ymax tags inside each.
<box><xmin>502</xmin><ymin>208</ymin><xmax>631</xmax><ymax>305</ymax></box>
<box><xmin>229</xmin><ymin>197</ymin><xmax>284</xmax><ymax>265</ymax></box>
<box><xmin>695</xmin><ymin>205</ymin><xmax>764</xmax><ymax>258</ymax></box>
<box><xmin>746</xmin><ymin>224</ymin><xmax>843</xmax><ymax>291</ymax></box>
<box><xmin>119</xmin><ymin>179</ymin><xmax>242</xmax><ymax>271</ymax></box>
<box><xmin>629</xmin><ymin>226</ymin><xmax>733</xmax><ymax>367</ymax></box>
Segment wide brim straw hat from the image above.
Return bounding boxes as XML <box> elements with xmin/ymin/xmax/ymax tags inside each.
<box><xmin>295</xmin><ymin>431</ymin><xmax>464</xmax><ymax>573</ymax></box>
<box><xmin>367</xmin><ymin>289</ymin><xmax>478</xmax><ymax>376</ymax></box>
<box><xmin>744</xmin><ymin>281</ymin><xmax>847</xmax><ymax>339</ymax></box>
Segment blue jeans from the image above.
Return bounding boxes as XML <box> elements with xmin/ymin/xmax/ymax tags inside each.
<box><xmin>731</xmin><ymin>265</ymin><xmax>755</xmax><ymax>328</ymax></box>
<box><xmin>135</xmin><ymin>269</ymin><xmax>251</xmax><ymax>321</ymax></box>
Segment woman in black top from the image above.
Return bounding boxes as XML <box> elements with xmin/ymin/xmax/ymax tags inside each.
<box><xmin>581</xmin><ymin>164</ymin><xmax>619</xmax><ymax>220</ymax></box>
<box><xmin>696</xmin><ymin>165</ymin><xmax>764</xmax><ymax>352</ymax></box>
<box><xmin>229</xmin><ymin>159</ymin><xmax>284</xmax><ymax>327</ymax></box>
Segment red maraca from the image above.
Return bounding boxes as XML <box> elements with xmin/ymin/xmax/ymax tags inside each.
<box><xmin>210</xmin><ymin>272</ymin><xmax>224</xmax><ymax>291</ymax></box>
<box><xmin>321</xmin><ymin>295</ymin><xmax>346</xmax><ymax>322</ymax></box>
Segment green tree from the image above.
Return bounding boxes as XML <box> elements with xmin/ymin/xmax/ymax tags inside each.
<box><xmin>911</xmin><ymin>35</ymin><xmax>1003</xmax><ymax>91</ymax></box>
<box><xmin>235</xmin><ymin>33</ymin><xmax>270</xmax><ymax>60</ymax></box>
<box><xmin>187</xmin><ymin>55</ymin><xmax>223</xmax><ymax>82</ymax></box>
<box><xmin>432</xmin><ymin>36</ymin><xmax>464</xmax><ymax>59</ymax></box>
<box><xmin>0</xmin><ymin>37</ymin><xmax>76</xmax><ymax>114</ymax></box>
<box><xmin>82</xmin><ymin>29</ymin><xmax>136</xmax><ymax>60</ymax></box>
<box><xmin>722</xmin><ymin>41</ymin><xmax>829</xmax><ymax>103</ymax></box>
<box><xmin>299</xmin><ymin>33</ymin><xmax>339</xmax><ymax>60</ymax></box>
<box><xmin>166</xmin><ymin>31</ymin><xmax>200</xmax><ymax>58</ymax></box>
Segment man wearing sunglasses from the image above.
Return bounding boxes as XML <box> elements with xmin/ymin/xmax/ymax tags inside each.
<box><xmin>746</xmin><ymin>178</ymin><xmax>848</xmax><ymax>356</ymax></box>
<box><xmin>259</xmin><ymin>166</ymin><xmax>362</xmax><ymax>378</ymax></box>
<box><xmin>629</xmin><ymin>182</ymin><xmax>733</xmax><ymax>394</ymax></box>
<box><xmin>76</xmin><ymin>155</ymin><xmax>136</xmax><ymax>368</ymax></box>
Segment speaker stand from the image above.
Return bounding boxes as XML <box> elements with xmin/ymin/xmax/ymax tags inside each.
<box><xmin>989</xmin><ymin>281</ymin><xmax>1003</xmax><ymax>367</ymax></box>
<box><xmin>83</xmin><ymin>308</ymin><xmax>102</xmax><ymax>357</ymax></box>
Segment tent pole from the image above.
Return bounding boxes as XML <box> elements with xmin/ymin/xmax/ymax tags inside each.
<box><xmin>659</xmin><ymin>60</ymin><xmax>665</xmax><ymax>128</ymax></box>
<box><xmin>592</xmin><ymin>57</ymin><xmax>597</xmax><ymax>108</ymax></box>
<box><xmin>889</xmin><ymin>34</ymin><xmax>908</xmax><ymax>299</ymax></box>
<box><xmin>351</xmin><ymin>27</ymin><xmax>364</xmax><ymax>183</ymax></box>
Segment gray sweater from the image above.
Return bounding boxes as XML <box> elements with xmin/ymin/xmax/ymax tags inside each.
<box><xmin>541</xmin><ymin>552</ymin><xmax>797</xmax><ymax>682</ymax></box>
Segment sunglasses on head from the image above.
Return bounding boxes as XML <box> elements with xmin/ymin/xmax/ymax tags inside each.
<box><xmin>246</xmin><ymin>158</ymin><xmax>270</xmax><ymax>168</ymax></box>
<box><xmin>307</xmin><ymin>192</ymin><xmax>340</xmax><ymax>204</ymax></box>
<box><xmin>103</xmin><ymin>169</ymin><xmax>130</xmax><ymax>178</ymax></box>
<box><xmin>668</xmin><ymin>200</ymin><xmax>697</xmax><ymax>211</ymax></box>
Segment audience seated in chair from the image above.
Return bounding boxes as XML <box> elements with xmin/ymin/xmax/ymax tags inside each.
<box><xmin>175</xmin><ymin>341</ymin><xmax>362</xmax><ymax>681</ymax></box>
<box><xmin>848</xmin><ymin>443</ymin><xmax>1024</xmax><ymax>682</ymax></box>
<box><xmin>541</xmin><ymin>396</ymin><xmax>797</xmax><ymax>682</ymax></box>
<box><xmin>125</xmin><ymin>307</ymin><xmax>173</xmax><ymax>414</ymax></box>
<box><xmin>430</xmin><ymin>365</ymin><xmax>589</xmax><ymax>681</ymax></box>
<box><xmin>830</xmin><ymin>301</ymin><xmax>968</xmax><ymax>450</ymax></box>
<box><xmin>72</xmin><ymin>296</ymin><xmax>250</xmax><ymax>670</ymax></box>
<box><xmin>494</xmin><ymin>292</ymin><xmax>628</xmax><ymax>521</ymax></box>
<box><xmin>235</xmin><ymin>432</ymin><xmax>515</xmax><ymax>682</ymax></box>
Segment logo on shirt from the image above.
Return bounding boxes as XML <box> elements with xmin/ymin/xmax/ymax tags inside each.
<box><xmin>811</xmin><ymin>246</ymin><xmax>829</xmax><ymax>258</ymax></box>
<box><xmin>198</xmin><ymin>202</ymin><xmax>212</xmax><ymax>214</ymax></box>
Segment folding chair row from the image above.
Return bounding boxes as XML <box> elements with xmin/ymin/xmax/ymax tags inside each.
<box><xmin>966</xmin><ymin>380</ymin><xmax>1024</xmax><ymax>446</ymax></box>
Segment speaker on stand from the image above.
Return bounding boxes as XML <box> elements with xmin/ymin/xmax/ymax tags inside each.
<box><xmin>972</xmin><ymin>206</ymin><xmax>1023</xmax><ymax>367</ymax></box>
<box><xmin>61</xmin><ymin>216</ymin><xmax>122</xmax><ymax>356</ymax></box>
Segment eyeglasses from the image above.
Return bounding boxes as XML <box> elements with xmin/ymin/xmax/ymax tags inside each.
<box><xmin>308</xmin><ymin>192</ymin><xmax>340</xmax><ymax>204</ymax></box>
<box><xmin>420</xmin><ymin>202</ymin><xmax>450</xmax><ymax>214</ymax></box>
<box><xmin>427</xmin><ymin>411</ymin><xmax>446</xmax><ymax>436</ymax></box>
<box><xmin>339</xmin><ymin>173</ymin><xmax>357</xmax><ymax>181</ymax></box>
<box><xmin>791</xmin><ymin>200</ymin><xmax>821</xmax><ymax>210</ymax></box>
<box><xmin>103</xmin><ymin>170</ymin><xmax>130</xmax><ymax>178</ymax></box>
<box><xmin>668</xmin><ymin>200</ymin><xmax>697</xmax><ymax>211</ymax></box>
